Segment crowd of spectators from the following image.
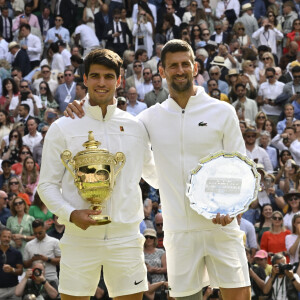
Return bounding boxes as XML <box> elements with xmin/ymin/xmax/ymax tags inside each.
<box><xmin>0</xmin><ymin>0</ymin><xmax>300</xmax><ymax>299</ymax></box>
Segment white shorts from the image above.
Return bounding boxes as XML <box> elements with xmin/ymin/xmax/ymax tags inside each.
<box><xmin>58</xmin><ymin>235</ymin><xmax>148</xmax><ymax>298</ymax></box>
<box><xmin>164</xmin><ymin>227</ymin><xmax>250</xmax><ymax>297</ymax></box>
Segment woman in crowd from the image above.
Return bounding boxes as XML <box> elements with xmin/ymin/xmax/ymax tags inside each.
<box><xmin>1</xmin><ymin>129</ymin><xmax>23</xmax><ymax>164</ymax></box>
<box><xmin>0</xmin><ymin>110</ymin><xmax>13</xmax><ymax>143</ymax></box>
<box><xmin>182</xmin><ymin>0</ymin><xmax>198</xmax><ymax>24</ymax></box>
<box><xmin>6</xmin><ymin>196</ymin><xmax>35</xmax><ymax>254</ymax></box>
<box><xmin>40</xmin><ymin>47</ymin><xmax>53</xmax><ymax>68</ymax></box>
<box><xmin>280</xmin><ymin>159</ymin><xmax>299</xmax><ymax>194</ymax></box>
<box><xmin>241</xmin><ymin>60</ymin><xmax>258</xmax><ymax>90</ymax></box>
<box><xmin>260</xmin><ymin>211</ymin><xmax>291</xmax><ymax>263</ymax></box>
<box><xmin>286</xmin><ymin>213</ymin><xmax>300</xmax><ymax>264</ymax></box>
<box><xmin>233</xmin><ymin>22</ymin><xmax>250</xmax><ymax>48</ymax></box>
<box><xmin>29</xmin><ymin>193</ymin><xmax>53</xmax><ymax>231</ymax></box>
<box><xmin>190</xmin><ymin>25</ymin><xmax>202</xmax><ymax>52</ymax></box>
<box><xmin>0</xmin><ymin>78</ymin><xmax>19</xmax><ymax>112</ymax></box>
<box><xmin>263</xmin><ymin>119</ymin><xmax>277</xmax><ymax>139</ymax></box>
<box><xmin>275</xmin><ymin>150</ymin><xmax>293</xmax><ymax>185</ymax></box>
<box><xmin>132</xmin><ymin>9</ymin><xmax>153</xmax><ymax>58</ymax></box>
<box><xmin>20</xmin><ymin>156</ymin><xmax>39</xmax><ymax>203</ymax></box>
<box><xmin>82</xmin><ymin>0</ymin><xmax>100</xmax><ymax>31</ymax></box>
<box><xmin>256</xmin><ymin>52</ymin><xmax>276</xmax><ymax>84</ymax></box>
<box><xmin>143</xmin><ymin>228</ymin><xmax>167</xmax><ymax>285</ymax></box>
<box><xmin>38</xmin><ymin>81</ymin><xmax>58</xmax><ymax>120</ymax></box>
<box><xmin>286</xmin><ymin>18</ymin><xmax>300</xmax><ymax>51</ymax></box>
<box><xmin>11</xmin><ymin>145</ymin><xmax>35</xmax><ymax>175</ymax></box>
<box><xmin>7</xmin><ymin>176</ymin><xmax>30</xmax><ymax>206</ymax></box>
<box><xmin>267</xmin><ymin>10</ymin><xmax>282</xmax><ymax>31</ymax></box>
<box><xmin>226</xmin><ymin>69</ymin><xmax>239</xmax><ymax>103</ymax></box>
<box><xmin>255</xmin><ymin>204</ymin><xmax>273</xmax><ymax>245</ymax></box>
<box><xmin>255</xmin><ymin>111</ymin><xmax>268</xmax><ymax>133</ymax></box>
<box><xmin>276</xmin><ymin>103</ymin><xmax>296</xmax><ymax>134</ymax></box>
<box><xmin>194</xmin><ymin>60</ymin><xmax>208</xmax><ymax>86</ymax></box>
<box><xmin>283</xmin><ymin>191</ymin><xmax>300</xmax><ymax>232</ymax></box>
<box><xmin>239</xmin><ymin>120</ymin><xmax>248</xmax><ymax>133</ymax></box>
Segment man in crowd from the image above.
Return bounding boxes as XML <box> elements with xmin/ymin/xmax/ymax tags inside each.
<box><xmin>8</xmin><ymin>42</ymin><xmax>31</xmax><ymax>77</ymax></box>
<box><xmin>12</xmin><ymin>3</ymin><xmax>40</xmax><ymax>32</ymax></box>
<box><xmin>232</xmin><ymin>83</ymin><xmax>258</xmax><ymax>126</ymax></box>
<box><xmin>0</xmin><ymin>228</ymin><xmax>23</xmax><ymax>300</ymax></box>
<box><xmin>257</xmin><ymin>67</ymin><xmax>285</xmax><ymax>124</ymax></box>
<box><xmin>0</xmin><ymin>6</ymin><xmax>13</xmax><ymax>42</ymax></box>
<box><xmin>9</xmin><ymin>81</ymin><xmax>41</xmax><ymax>121</ymax></box>
<box><xmin>126</xmin><ymin>87</ymin><xmax>147</xmax><ymax>116</ymax></box>
<box><xmin>137</xmin><ymin>67</ymin><xmax>153</xmax><ymax>102</ymax></box>
<box><xmin>203</xmin><ymin>66</ymin><xmax>228</xmax><ymax>94</ymax></box>
<box><xmin>23</xmin><ymin>219</ymin><xmax>61</xmax><ymax>285</ymax></box>
<box><xmin>19</xmin><ymin>24</ymin><xmax>42</xmax><ymax>70</ymax></box>
<box><xmin>55</xmin><ymin>68</ymin><xmax>76</xmax><ymax>113</ymax></box>
<box><xmin>57</xmin><ymin>40</ymin><xmax>71</xmax><ymax>68</ymax></box>
<box><xmin>15</xmin><ymin>261</ymin><xmax>59</xmax><ymax>300</ymax></box>
<box><xmin>0</xmin><ymin>190</ymin><xmax>10</xmax><ymax>225</ymax></box>
<box><xmin>206</xmin><ymin>79</ymin><xmax>230</xmax><ymax>103</ymax></box>
<box><xmin>125</xmin><ymin>61</ymin><xmax>144</xmax><ymax>92</ymax></box>
<box><xmin>279</xmin><ymin>66</ymin><xmax>300</xmax><ymax>104</ymax></box>
<box><xmin>0</xmin><ymin>160</ymin><xmax>14</xmax><ymax>191</ymax></box>
<box><xmin>144</xmin><ymin>73</ymin><xmax>168</xmax><ymax>107</ymax></box>
<box><xmin>126</xmin><ymin>49</ymin><xmax>151</xmax><ymax>78</ymax></box>
<box><xmin>22</xmin><ymin>117</ymin><xmax>42</xmax><ymax>153</ymax></box>
<box><xmin>154</xmin><ymin>213</ymin><xmax>164</xmax><ymax>249</ymax></box>
<box><xmin>32</xmin><ymin>64</ymin><xmax>58</xmax><ymax>95</ymax></box>
<box><xmin>75</xmin><ymin>82</ymin><xmax>87</xmax><ymax>101</ymax></box>
<box><xmin>33</xmin><ymin>125</ymin><xmax>48</xmax><ymax>167</ymax></box>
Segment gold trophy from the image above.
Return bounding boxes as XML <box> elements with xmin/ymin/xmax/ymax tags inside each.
<box><xmin>61</xmin><ymin>131</ymin><xmax>126</xmax><ymax>225</ymax></box>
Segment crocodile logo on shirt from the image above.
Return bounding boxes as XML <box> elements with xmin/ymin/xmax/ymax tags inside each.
<box><xmin>198</xmin><ymin>122</ymin><xmax>207</xmax><ymax>126</ymax></box>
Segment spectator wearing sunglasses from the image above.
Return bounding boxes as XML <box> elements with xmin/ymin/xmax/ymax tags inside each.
<box><xmin>143</xmin><ymin>228</ymin><xmax>167</xmax><ymax>285</ymax></box>
<box><xmin>154</xmin><ymin>213</ymin><xmax>164</xmax><ymax>249</ymax></box>
<box><xmin>0</xmin><ymin>160</ymin><xmax>14</xmax><ymax>193</ymax></box>
<box><xmin>0</xmin><ymin>190</ymin><xmax>10</xmax><ymax>225</ymax></box>
<box><xmin>260</xmin><ymin>211</ymin><xmax>291</xmax><ymax>264</ymax></box>
<box><xmin>283</xmin><ymin>190</ymin><xmax>300</xmax><ymax>232</ymax></box>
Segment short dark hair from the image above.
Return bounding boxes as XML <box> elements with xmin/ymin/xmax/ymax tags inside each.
<box><xmin>265</xmin><ymin>67</ymin><xmax>276</xmax><ymax>75</ymax></box>
<box><xmin>32</xmin><ymin>219</ymin><xmax>44</xmax><ymax>228</ymax></box>
<box><xmin>84</xmin><ymin>49</ymin><xmax>123</xmax><ymax>78</ymax></box>
<box><xmin>49</xmin><ymin>42</ymin><xmax>59</xmax><ymax>53</ymax></box>
<box><xmin>235</xmin><ymin>83</ymin><xmax>246</xmax><ymax>90</ymax></box>
<box><xmin>292</xmin><ymin>66</ymin><xmax>300</xmax><ymax>73</ymax></box>
<box><xmin>135</xmin><ymin>48</ymin><xmax>147</xmax><ymax>60</ymax></box>
<box><xmin>20</xmin><ymin>103</ymin><xmax>30</xmax><ymax>112</ymax></box>
<box><xmin>161</xmin><ymin>39</ymin><xmax>195</xmax><ymax>68</ymax></box>
<box><xmin>152</xmin><ymin>73</ymin><xmax>162</xmax><ymax>80</ymax></box>
<box><xmin>20</xmin><ymin>23</ymin><xmax>31</xmax><ymax>31</ymax></box>
<box><xmin>207</xmin><ymin>79</ymin><xmax>218</xmax><ymax>86</ymax></box>
<box><xmin>285</xmin><ymin>126</ymin><xmax>296</xmax><ymax>133</ymax></box>
<box><xmin>76</xmin><ymin>82</ymin><xmax>88</xmax><ymax>92</ymax></box>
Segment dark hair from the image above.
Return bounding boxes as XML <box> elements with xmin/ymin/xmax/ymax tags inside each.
<box><xmin>70</xmin><ymin>55</ymin><xmax>83</xmax><ymax>64</ymax></box>
<box><xmin>207</xmin><ymin>78</ymin><xmax>218</xmax><ymax>86</ymax></box>
<box><xmin>164</xmin><ymin>12</ymin><xmax>175</xmax><ymax>27</ymax></box>
<box><xmin>21</xmin><ymin>156</ymin><xmax>38</xmax><ymax>185</ymax></box>
<box><xmin>0</xmin><ymin>109</ymin><xmax>11</xmax><ymax>128</ymax></box>
<box><xmin>76</xmin><ymin>82</ymin><xmax>88</xmax><ymax>92</ymax></box>
<box><xmin>267</xmin><ymin>10</ymin><xmax>278</xmax><ymax>26</ymax></box>
<box><xmin>235</xmin><ymin>83</ymin><xmax>246</xmax><ymax>90</ymax></box>
<box><xmin>292</xmin><ymin>18</ymin><xmax>300</xmax><ymax>31</ymax></box>
<box><xmin>135</xmin><ymin>48</ymin><xmax>147</xmax><ymax>60</ymax></box>
<box><xmin>258</xmin><ymin>45</ymin><xmax>272</xmax><ymax>53</ymax></box>
<box><xmin>285</xmin><ymin>126</ymin><xmax>296</xmax><ymax>133</ymax></box>
<box><xmin>32</xmin><ymin>219</ymin><xmax>44</xmax><ymax>228</ymax></box>
<box><xmin>262</xmin><ymin>119</ymin><xmax>277</xmax><ymax>138</ymax></box>
<box><xmin>258</xmin><ymin>203</ymin><xmax>273</xmax><ymax>229</ymax></box>
<box><xmin>161</xmin><ymin>39</ymin><xmax>195</xmax><ymax>68</ymax></box>
<box><xmin>265</xmin><ymin>67</ymin><xmax>276</xmax><ymax>75</ymax></box>
<box><xmin>18</xmin><ymin>145</ymin><xmax>32</xmax><ymax>162</ymax></box>
<box><xmin>19</xmin><ymin>23</ymin><xmax>31</xmax><ymax>31</ymax></box>
<box><xmin>292</xmin><ymin>66</ymin><xmax>300</xmax><ymax>74</ymax></box>
<box><xmin>84</xmin><ymin>49</ymin><xmax>123</xmax><ymax>78</ymax></box>
<box><xmin>39</xmin><ymin>81</ymin><xmax>54</xmax><ymax>102</ymax></box>
<box><xmin>152</xmin><ymin>73</ymin><xmax>162</xmax><ymax>80</ymax></box>
<box><xmin>20</xmin><ymin>103</ymin><xmax>30</xmax><ymax>113</ymax></box>
<box><xmin>41</xmin><ymin>64</ymin><xmax>51</xmax><ymax>71</ymax></box>
<box><xmin>2</xmin><ymin>78</ymin><xmax>19</xmax><ymax>96</ymax></box>
<box><xmin>9</xmin><ymin>129</ymin><xmax>23</xmax><ymax>149</ymax></box>
<box><xmin>24</xmin><ymin>3</ymin><xmax>33</xmax><ymax>9</ymax></box>
<box><xmin>49</xmin><ymin>42</ymin><xmax>59</xmax><ymax>54</ymax></box>
<box><xmin>279</xmin><ymin>149</ymin><xmax>292</xmax><ymax>160</ymax></box>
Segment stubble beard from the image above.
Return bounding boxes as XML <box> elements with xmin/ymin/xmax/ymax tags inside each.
<box><xmin>170</xmin><ymin>76</ymin><xmax>192</xmax><ymax>92</ymax></box>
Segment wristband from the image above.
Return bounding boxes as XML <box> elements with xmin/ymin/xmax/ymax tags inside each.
<box><xmin>41</xmin><ymin>280</ymin><xmax>46</xmax><ymax>285</ymax></box>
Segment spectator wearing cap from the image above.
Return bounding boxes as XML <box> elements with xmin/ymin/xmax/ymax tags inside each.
<box><xmin>232</xmin><ymin>83</ymin><xmax>258</xmax><ymax>126</ymax></box>
<box><xmin>236</xmin><ymin>3</ymin><xmax>259</xmax><ymax>45</ymax></box>
<box><xmin>57</xmin><ymin>40</ymin><xmax>71</xmax><ymax>68</ymax></box>
<box><xmin>246</xmin><ymin>248</ymin><xmax>266</xmax><ymax>300</ymax></box>
<box><xmin>8</xmin><ymin>42</ymin><xmax>31</xmax><ymax>77</ymax></box>
<box><xmin>254</xmin><ymin>249</ymin><xmax>272</xmax><ymax>277</ymax></box>
<box><xmin>0</xmin><ymin>160</ymin><xmax>14</xmax><ymax>192</ymax></box>
<box><xmin>143</xmin><ymin>228</ymin><xmax>167</xmax><ymax>285</ymax></box>
<box><xmin>209</xmin><ymin>56</ymin><xmax>229</xmax><ymax>81</ymax></box>
<box><xmin>203</xmin><ymin>65</ymin><xmax>229</xmax><ymax>94</ymax></box>
<box><xmin>244</xmin><ymin>128</ymin><xmax>273</xmax><ymax>173</ymax></box>
<box><xmin>144</xmin><ymin>73</ymin><xmax>168</xmax><ymax>108</ymax></box>
<box><xmin>283</xmin><ymin>190</ymin><xmax>300</xmax><ymax>232</ymax></box>
<box><xmin>286</xmin><ymin>212</ymin><xmax>300</xmax><ymax>264</ymax></box>
<box><xmin>116</xmin><ymin>97</ymin><xmax>127</xmax><ymax>111</ymax></box>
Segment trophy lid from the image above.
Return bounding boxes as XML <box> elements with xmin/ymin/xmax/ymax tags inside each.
<box><xmin>79</xmin><ymin>131</ymin><xmax>108</xmax><ymax>155</ymax></box>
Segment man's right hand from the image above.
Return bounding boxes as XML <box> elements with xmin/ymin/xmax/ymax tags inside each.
<box><xmin>70</xmin><ymin>209</ymin><xmax>101</xmax><ymax>230</ymax></box>
<box><xmin>64</xmin><ymin>100</ymin><xmax>85</xmax><ymax>119</ymax></box>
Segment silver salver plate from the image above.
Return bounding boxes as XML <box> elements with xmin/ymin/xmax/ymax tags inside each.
<box><xmin>186</xmin><ymin>151</ymin><xmax>260</xmax><ymax>219</ymax></box>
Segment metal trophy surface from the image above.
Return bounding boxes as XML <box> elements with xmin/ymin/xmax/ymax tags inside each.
<box><xmin>61</xmin><ymin>131</ymin><xmax>126</xmax><ymax>225</ymax></box>
<box><xmin>186</xmin><ymin>151</ymin><xmax>260</xmax><ymax>219</ymax></box>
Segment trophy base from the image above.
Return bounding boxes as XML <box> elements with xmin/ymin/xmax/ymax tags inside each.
<box><xmin>89</xmin><ymin>214</ymin><xmax>111</xmax><ymax>225</ymax></box>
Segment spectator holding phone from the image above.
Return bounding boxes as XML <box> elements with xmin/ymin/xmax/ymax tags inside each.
<box><xmin>15</xmin><ymin>261</ymin><xmax>58</xmax><ymax>300</ymax></box>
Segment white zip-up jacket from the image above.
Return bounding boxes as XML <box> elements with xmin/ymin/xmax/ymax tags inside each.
<box><xmin>139</xmin><ymin>87</ymin><xmax>246</xmax><ymax>233</ymax></box>
<box><xmin>38</xmin><ymin>98</ymin><xmax>158</xmax><ymax>242</ymax></box>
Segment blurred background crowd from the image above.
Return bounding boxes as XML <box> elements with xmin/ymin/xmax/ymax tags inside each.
<box><xmin>0</xmin><ymin>0</ymin><xmax>300</xmax><ymax>299</ymax></box>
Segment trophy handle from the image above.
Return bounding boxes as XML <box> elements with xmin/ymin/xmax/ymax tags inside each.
<box><xmin>61</xmin><ymin>150</ymin><xmax>76</xmax><ymax>179</ymax></box>
<box><xmin>114</xmin><ymin>152</ymin><xmax>126</xmax><ymax>177</ymax></box>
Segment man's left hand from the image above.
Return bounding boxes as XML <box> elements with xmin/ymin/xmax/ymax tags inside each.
<box><xmin>212</xmin><ymin>213</ymin><xmax>234</xmax><ymax>226</ymax></box>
